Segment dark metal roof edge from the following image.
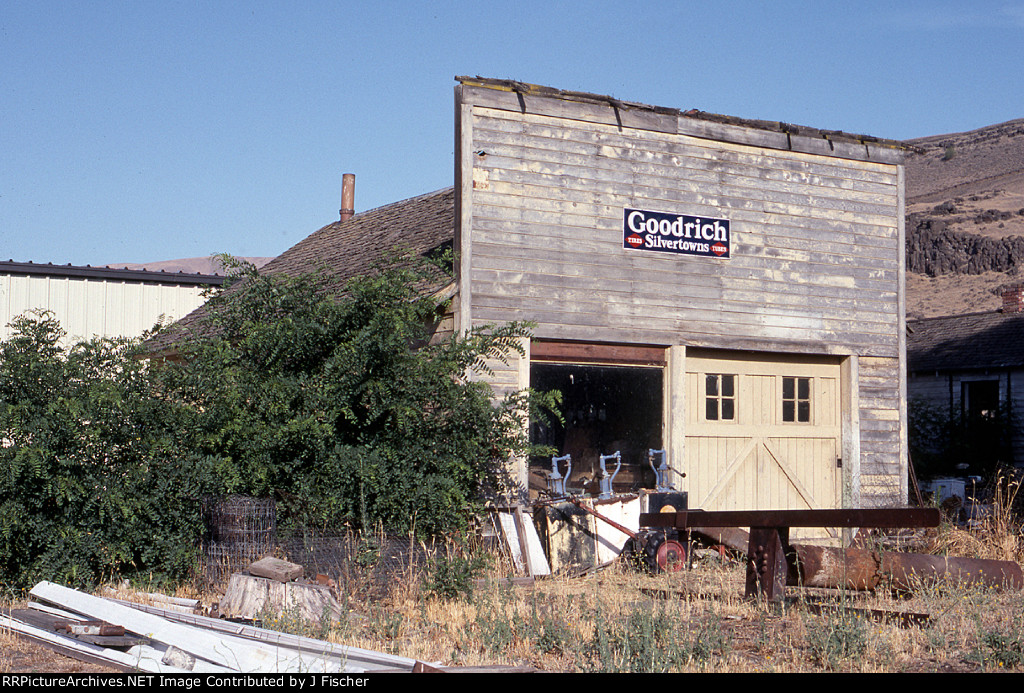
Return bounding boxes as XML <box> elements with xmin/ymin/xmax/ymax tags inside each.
<box><xmin>456</xmin><ymin>75</ymin><xmax>914</xmax><ymax>153</ymax></box>
<box><xmin>0</xmin><ymin>261</ymin><xmax>226</xmax><ymax>286</ymax></box>
<box><xmin>910</xmin><ymin>362</ymin><xmax>1024</xmax><ymax>374</ymax></box>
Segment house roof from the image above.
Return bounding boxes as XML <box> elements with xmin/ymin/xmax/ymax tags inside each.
<box><xmin>147</xmin><ymin>186</ymin><xmax>455</xmax><ymax>355</ymax></box>
<box><xmin>908</xmin><ymin>310</ymin><xmax>1024</xmax><ymax>373</ymax></box>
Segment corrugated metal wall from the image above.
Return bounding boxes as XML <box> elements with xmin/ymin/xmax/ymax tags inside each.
<box><xmin>0</xmin><ymin>273</ymin><xmax>211</xmax><ymax>347</ymax></box>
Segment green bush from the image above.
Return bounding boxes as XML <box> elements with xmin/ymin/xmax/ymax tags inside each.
<box><xmin>908</xmin><ymin>397</ymin><xmax>1015</xmax><ymax>479</ymax></box>
<box><xmin>162</xmin><ymin>253</ymin><xmax>545</xmax><ymax>535</ymax></box>
<box><xmin>1</xmin><ymin>251</ymin><xmax>547</xmax><ymax>588</ymax></box>
<box><xmin>423</xmin><ymin>547</ymin><xmax>489</xmax><ymax>601</ymax></box>
<box><xmin>0</xmin><ymin>313</ymin><xmax>214</xmax><ymax>590</ymax></box>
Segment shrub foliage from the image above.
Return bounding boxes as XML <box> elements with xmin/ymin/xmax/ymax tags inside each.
<box><xmin>0</xmin><ymin>314</ymin><xmax>211</xmax><ymax>588</ymax></box>
<box><xmin>0</xmin><ymin>254</ymin><xmax>543</xmax><ymax>588</ymax></box>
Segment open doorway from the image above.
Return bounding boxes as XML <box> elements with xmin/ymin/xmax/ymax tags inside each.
<box><xmin>530</xmin><ymin>363</ymin><xmax>663</xmax><ymax>496</ymax></box>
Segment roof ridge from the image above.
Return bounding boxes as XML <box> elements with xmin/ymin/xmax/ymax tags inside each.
<box><xmin>908</xmin><ymin>310</ymin><xmax>1008</xmax><ymax>322</ymax></box>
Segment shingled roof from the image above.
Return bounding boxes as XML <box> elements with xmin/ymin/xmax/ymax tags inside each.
<box><xmin>908</xmin><ymin>310</ymin><xmax>1024</xmax><ymax>373</ymax></box>
<box><xmin>147</xmin><ymin>186</ymin><xmax>455</xmax><ymax>355</ymax></box>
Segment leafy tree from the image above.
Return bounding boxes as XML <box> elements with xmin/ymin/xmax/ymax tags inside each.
<box><xmin>159</xmin><ymin>252</ymin><xmax>548</xmax><ymax>535</ymax></box>
<box><xmin>0</xmin><ymin>252</ymin><xmax>550</xmax><ymax>589</ymax></box>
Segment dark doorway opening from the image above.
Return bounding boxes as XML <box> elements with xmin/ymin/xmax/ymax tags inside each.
<box><xmin>530</xmin><ymin>363</ymin><xmax>663</xmax><ymax>496</ymax></box>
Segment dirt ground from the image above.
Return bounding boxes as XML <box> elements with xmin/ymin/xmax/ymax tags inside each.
<box><xmin>1</xmin><ymin>627</ymin><xmax>121</xmax><ymax>673</ymax></box>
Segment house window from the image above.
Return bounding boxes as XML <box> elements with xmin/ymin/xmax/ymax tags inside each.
<box><xmin>705</xmin><ymin>374</ymin><xmax>736</xmax><ymax>421</ymax></box>
<box><xmin>782</xmin><ymin>376</ymin><xmax>811</xmax><ymax>423</ymax></box>
<box><xmin>963</xmin><ymin>380</ymin><xmax>1000</xmax><ymax>420</ymax></box>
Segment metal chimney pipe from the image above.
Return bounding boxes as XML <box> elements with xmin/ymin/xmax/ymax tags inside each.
<box><xmin>340</xmin><ymin>173</ymin><xmax>355</xmax><ymax>221</ymax></box>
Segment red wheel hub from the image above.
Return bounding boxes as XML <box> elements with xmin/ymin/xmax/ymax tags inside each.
<box><xmin>656</xmin><ymin>539</ymin><xmax>686</xmax><ymax>572</ymax></box>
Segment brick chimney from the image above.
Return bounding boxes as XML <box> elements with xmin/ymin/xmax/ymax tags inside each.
<box><xmin>1002</xmin><ymin>285</ymin><xmax>1024</xmax><ymax>313</ymax></box>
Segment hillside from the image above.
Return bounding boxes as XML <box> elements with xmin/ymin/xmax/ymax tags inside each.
<box><xmin>105</xmin><ymin>255</ymin><xmax>273</xmax><ymax>275</ymax></box>
<box><xmin>904</xmin><ymin>119</ymin><xmax>1024</xmax><ymax>318</ymax></box>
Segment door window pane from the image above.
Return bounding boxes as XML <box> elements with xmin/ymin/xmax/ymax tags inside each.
<box><xmin>782</xmin><ymin>376</ymin><xmax>811</xmax><ymax>423</ymax></box>
<box><xmin>705</xmin><ymin>374</ymin><xmax>736</xmax><ymax>421</ymax></box>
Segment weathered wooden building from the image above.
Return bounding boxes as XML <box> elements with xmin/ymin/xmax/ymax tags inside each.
<box><xmin>452</xmin><ymin>78</ymin><xmax>909</xmax><ymax>510</ymax></box>
<box><xmin>908</xmin><ymin>286</ymin><xmax>1024</xmax><ymax>471</ymax></box>
<box><xmin>156</xmin><ymin>77</ymin><xmax>911</xmax><ymax>513</ymax></box>
<box><xmin>1</xmin><ymin>261</ymin><xmax>223</xmax><ymax>348</ymax></box>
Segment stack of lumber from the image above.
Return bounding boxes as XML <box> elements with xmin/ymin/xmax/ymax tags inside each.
<box><xmin>1</xmin><ymin>581</ymin><xmax>431</xmax><ymax>673</ymax></box>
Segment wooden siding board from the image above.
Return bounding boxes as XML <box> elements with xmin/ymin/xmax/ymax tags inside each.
<box><xmin>462</xmin><ymin>86</ymin><xmax>679</xmax><ymax>134</ymax></box>
<box><xmin>480</xmin><ymin>164</ymin><xmax>899</xmax><ymax>226</ymax></box>
<box><xmin>469</xmin><ymin>284</ymin><xmax>898</xmax><ymax>337</ymax></box>
<box><xmin>471</xmin><ymin>310</ymin><xmax>898</xmax><ymax>357</ymax></box>
<box><xmin>471</xmin><ymin>223</ymin><xmax>900</xmax><ymax>274</ymax></box>
<box><xmin>476</xmin><ymin>143</ymin><xmax>900</xmax><ymax>207</ymax></box>
<box><xmin>469</xmin><ymin>292</ymin><xmax>896</xmax><ymax>336</ymax></box>
<box><xmin>472</xmin><ymin>192</ymin><xmax>899</xmax><ymax>242</ymax></box>
<box><xmin>464</xmin><ymin>95</ymin><xmax>903</xmax><ymax>166</ymax></box>
<box><xmin>469</xmin><ymin>243</ymin><xmax>900</xmax><ymax>295</ymax></box>
<box><xmin>470</xmin><ymin>267</ymin><xmax>897</xmax><ymax>316</ymax></box>
<box><xmin>473</xmin><ymin>107</ymin><xmax>900</xmax><ymax>183</ymax></box>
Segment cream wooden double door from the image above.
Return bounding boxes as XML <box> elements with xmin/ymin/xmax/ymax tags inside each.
<box><xmin>684</xmin><ymin>352</ymin><xmax>843</xmax><ymax>516</ymax></box>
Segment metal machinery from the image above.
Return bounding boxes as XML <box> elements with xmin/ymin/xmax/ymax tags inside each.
<box><xmin>597</xmin><ymin>451</ymin><xmax>621</xmax><ymax>499</ymax></box>
<box><xmin>546</xmin><ymin>451</ymin><xmax>689</xmax><ymax>574</ymax></box>
<box><xmin>547</xmin><ymin>454</ymin><xmax>572</xmax><ymax>498</ymax></box>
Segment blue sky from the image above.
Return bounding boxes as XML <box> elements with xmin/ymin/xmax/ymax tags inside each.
<box><xmin>2</xmin><ymin>1</ymin><xmax>1023</xmax><ymax>267</ymax></box>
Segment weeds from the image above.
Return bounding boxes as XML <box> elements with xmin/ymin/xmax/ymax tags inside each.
<box><xmin>805</xmin><ymin>607</ymin><xmax>867</xmax><ymax>669</ymax></box>
<box><xmin>422</xmin><ymin>545</ymin><xmax>490</xmax><ymax>601</ymax></box>
<box><xmin>256</xmin><ymin>602</ymin><xmax>332</xmax><ymax>641</ymax></box>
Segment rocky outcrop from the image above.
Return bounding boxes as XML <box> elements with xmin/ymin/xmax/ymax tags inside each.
<box><xmin>907</xmin><ymin>214</ymin><xmax>1024</xmax><ymax>276</ymax></box>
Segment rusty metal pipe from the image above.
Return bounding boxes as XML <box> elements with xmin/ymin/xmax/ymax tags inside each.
<box><xmin>340</xmin><ymin>173</ymin><xmax>355</xmax><ymax>221</ymax></box>
<box><xmin>790</xmin><ymin>544</ymin><xmax>1024</xmax><ymax>592</ymax></box>
<box><xmin>566</xmin><ymin>497</ymin><xmax>636</xmax><ymax>539</ymax></box>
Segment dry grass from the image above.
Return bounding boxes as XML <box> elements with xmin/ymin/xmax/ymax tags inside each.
<box><xmin>6</xmin><ymin>498</ymin><xmax>1024</xmax><ymax>673</ymax></box>
<box><xmin>928</xmin><ymin>475</ymin><xmax>1024</xmax><ymax>563</ymax></box>
<box><xmin>232</xmin><ymin>544</ymin><xmax>1022</xmax><ymax>673</ymax></box>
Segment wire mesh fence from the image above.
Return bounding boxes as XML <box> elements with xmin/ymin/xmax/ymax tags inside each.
<box><xmin>198</xmin><ymin>495</ymin><xmax>491</xmax><ymax>593</ymax></box>
<box><xmin>201</xmin><ymin>495</ymin><xmax>277</xmax><ymax>584</ymax></box>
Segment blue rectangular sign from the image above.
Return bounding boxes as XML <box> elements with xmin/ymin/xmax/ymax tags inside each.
<box><xmin>623</xmin><ymin>208</ymin><xmax>730</xmax><ymax>258</ymax></box>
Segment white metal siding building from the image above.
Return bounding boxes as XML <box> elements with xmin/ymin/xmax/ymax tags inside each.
<box><xmin>1</xmin><ymin>262</ymin><xmax>223</xmax><ymax>348</ymax></box>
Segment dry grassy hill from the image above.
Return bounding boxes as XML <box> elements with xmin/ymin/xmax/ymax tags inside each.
<box><xmin>105</xmin><ymin>255</ymin><xmax>273</xmax><ymax>275</ymax></box>
<box><xmin>904</xmin><ymin>119</ymin><xmax>1024</xmax><ymax>318</ymax></box>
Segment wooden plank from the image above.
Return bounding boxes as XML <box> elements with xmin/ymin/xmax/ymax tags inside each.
<box><xmin>471</xmin><ymin>194</ymin><xmax>900</xmax><ymax>241</ymax></box>
<box><xmin>472</xmin><ymin>269</ymin><xmax>898</xmax><ymax>319</ymax></box>
<box><xmin>473</xmin><ymin>114</ymin><xmax>902</xmax><ymax>189</ymax></box>
<box><xmin>473</xmin><ymin>179</ymin><xmax>899</xmax><ymax>229</ymax></box>
<box><xmin>463</xmin><ymin>85</ymin><xmax>679</xmax><ymax>134</ymax></box>
<box><xmin>0</xmin><ymin>613</ymin><xmax>210</xmax><ymax>673</ymax></box>
<box><xmin>530</xmin><ymin>340</ymin><xmax>666</xmax><ymax>366</ymax></box>
<box><xmin>455</xmin><ymin>89</ymin><xmax>474</xmax><ymax>335</ymax></box>
<box><xmin>461</xmin><ymin>88</ymin><xmax>905</xmax><ymax>164</ymax></box>
<box><xmin>497</xmin><ymin>511</ymin><xmax>525</xmax><ymax>573</ymax></box>
<box><xmin>480</xmin><ymin>162</ymin><xmax>899</xmax><ymax>215</ymax></box>
<box><xmin>514</xmin><ymin>505</ymin><xmax>551</xmax><ymax>577</ymax></box>
<box><xmin>104</xmin><ymin>597</ymin><xmax>422</xmax><ymax>672</ymax></box>
<box><xmin>29</xmin><ymin>582</ymin><xmax>343</xmax><ymax>673</ymax></box>
<box><xmin>247</xmin><ymin>556</ymin><xmax>304</xmax><ymax>582</ymax></box>
<box><xmin>472</xmin><ymin>294</ymin><xmax>898</xmax><ymax>342</ymax></box>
